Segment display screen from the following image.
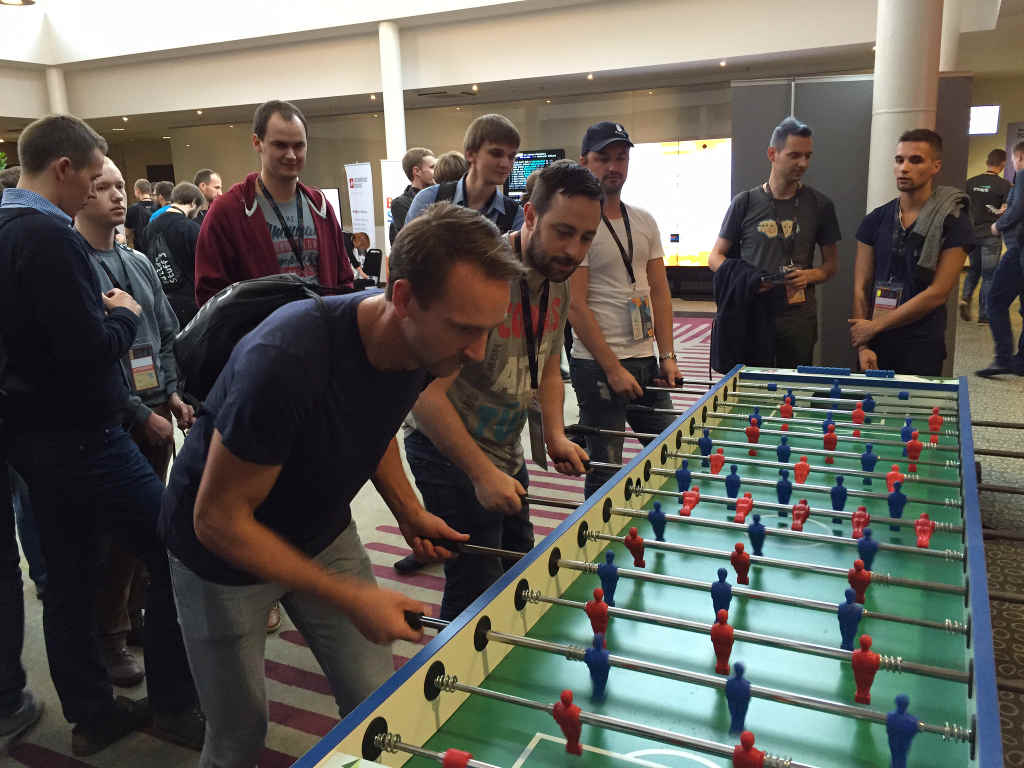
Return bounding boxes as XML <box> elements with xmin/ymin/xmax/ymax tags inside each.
<box><xmin>505</xmin><ymin>149</ymin><xmax>566</xmax><ymax>199</ymax></box>
<box><xmin>620</xmin><ymin>138</ymin><xmax>732</xmax><ymax>267</ymax></box>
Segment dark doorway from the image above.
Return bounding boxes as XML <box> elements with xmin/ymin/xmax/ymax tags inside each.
<box><xmin>146</xmin><ymin>164</ymin><xmax>175</xmax><ymax>183</ymax></box>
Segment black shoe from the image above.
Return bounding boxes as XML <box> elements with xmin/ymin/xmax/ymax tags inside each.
<box><xmin>71</xmin><ymin>696</ymin><xmax>152</xmax><ymax>756</ymax></box>
<box><xmin>976</xmin><ymin>362</ymin><xmax>1019</xmax><ymax>378</ymax></box>
<box><xmin>393</xmin><ymin>554</ymin><xmax>425</xmax><ymax>574</ymax></box>
<box><xmin>978</xmin><ymin>316</ymin><xmax>989</xmax><ymax>324</ymax></box>
<box><xmin>153</xmin><ymin>706</ymin><xmax>205</xmax><ymax>751</ymax></box>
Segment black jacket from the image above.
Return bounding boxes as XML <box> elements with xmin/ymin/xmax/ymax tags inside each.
<box><xmin>710</xmin><ymin>258</ymin><xmax>775</xmax><ymax>373</ymax></box>
<box><xmin>389</xmin><ymin>185</ymin><xmax>419</xmax><ymax>245</ymax></box>
<box><xmin>0</xmin><ymin>208</ymin><xmax>137</xmax><ymax>431</ymax></box>
<box><xmin>146</xmin><ymin>209</ymin><xmax>200</xmax><ymax>327</ymax></box>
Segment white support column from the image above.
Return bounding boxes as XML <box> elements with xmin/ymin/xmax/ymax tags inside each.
<box><xmin>378</xmin><ymin>21</ymin><xmax>407</xmax><ymax>160</ymax></box>
<box><xmin>939</xmin><ymin>0</ymin><xmax>962</xmax><ymax>72</ymax></box>
<box><xmin>45</xmin><ymin>67</ymin><xmax>69</xmax><ymax>114</ymax></box>
<box><xmin>865</xmin><ymin>0</ymin><xmax>943</xmax><ymax>211</ymax></box>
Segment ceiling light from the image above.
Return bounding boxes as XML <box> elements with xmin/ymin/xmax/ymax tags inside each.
<box><xmin>719</xmin><ymin>60</ymin><xmax>727</xmax><ymax>67</ymax></box>
<box><xmin>121</xmin><ymin>116</ymin><xmax>128</xmax><ymax>122</ymax></box>
<box><xmin>648</xmin><ymin>90</ymin><xmax>654</xmax><ymax>95</ymax></box>
<box><xmin>228</xmin><ymin>124</ymin><xmax>234</xmax><ymax>128</ymax></box>
<box><xmin>185</xmin><ymin>144</ymin><xmax>191</xmax><ymax>148</ymax></box>
<box><xmin>587</xmin><ymin>73</ymin><xmax>594</xmax><ymax>80</ymax></box>
<box><xmin>545</xmin><ymin>99</ymin><xmax>552</xmax><ymax>104</ymax></box>
<box><xmin>161</xmin><ymin>136</ymin><xmax>171</xmax><ymax>140</ymax></box>
<box><xmin>0</xmin><ymin>139</ymin><xmax>5</xmax><ymax>144</ymax></box>
<box><xmin>872</xmin><ymin>45</ymin><xmax>876</xmax><ymax>51</ymax></box>
<box><xmin>370</xmin><ymin>94</ymin><xmax>377</xmax><ymax>101</ymax></box>
<box><xmin>111</xmin><ymin>127</ymin><xmax>126</xmax><ymax>132</ymax></box>
<box><xmin>196</xmin><ymin>109</ymin><xmax>203</xmax><ymax>115</ymax></box>
<box><xmin>471</xmin><ymin>84</ymin><xmax>479</xmax><ymax>92</ymax></box>
<box><xmin>372</xmin><ymin>113</ymin><xmax>379</xmax><ymax>118</ymax></box>
<box><xmin>456</xmin><ymin>106</ymin><xmax>462</xmax><ymax>111</ymax></box>
<box><xmin>0</xmin><ymin>1</ymin><xmax>37</xmax><ymax>6</ymax></box>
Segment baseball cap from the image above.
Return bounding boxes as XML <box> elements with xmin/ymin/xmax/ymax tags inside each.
<box><xmin>581</xmin><ymin>121</ymin><xmax>634</xmax><ymax>156</ymax></box>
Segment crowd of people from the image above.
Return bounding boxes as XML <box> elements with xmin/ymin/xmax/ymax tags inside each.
<box><xmin>0</xmin><ymin>96</ymin><xmax>1020</xmax><ymax>767</ymax></box>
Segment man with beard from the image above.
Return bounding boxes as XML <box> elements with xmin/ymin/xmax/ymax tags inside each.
<box><xmin>708</xmin><ymin>117</ymin><xmax>841</xmax><ymax>368</ymax></box>
<box><xmin>404</xmin><ymin>161</ymin><xmax>599</xmax><ymax>620</ymax></box>
<box><xmin>569</xmin><ymin>122</ymin><xmax>682</xmax><ymax>498</ymax></box>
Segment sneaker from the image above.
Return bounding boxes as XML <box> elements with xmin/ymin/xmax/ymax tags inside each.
<box><xmin>0</xmin><ymin>690</ymin><xmax>44</xmax><ymax>748</ymax></box>
<box><xmin>393</xmin><ymin>554</ymin><xmax>425</xmax><ymax>574</ymax></box>
<box><xmin>153</xmin><ymin>706</ymin><xmax>205</xmax><ymax>751</ymax></box>
<box><xmin>71</xmin><ymin>696</ymin><xmax>151</xmax><ymax>756</ymax></box>
<box><xmin>976</xmin><ymin>361</ymin><xmax>1021</xmax><ymax>378</ymax></box>
<box><xmin>958</xmin><ymin>299</ymin><xmax>970</xmax><ymax>321</ymax></box>
<box><xmin>266</xmin><ymin>601</ymin><xmax>281</xmax><ymax>634</ymax></box>
<box><xmin>102</xmin><ymin>646</ymin><xmax>145</xmax><ymax>688</ymax></box>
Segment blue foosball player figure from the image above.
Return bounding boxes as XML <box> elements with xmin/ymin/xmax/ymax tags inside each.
<box><xmin>837</xmin><ymin>588</ymin><xmax>864</xmax><ymax>650</ymax></box>
<box><xmin>861</xmin><ymin>443</ymin><xmax>879</xmax><ymax>485</ymax></box>
<box><xmin>829</xmin><ymin>380</ymin><xmax>842</xmax><ymax>399</ymax></box>
<box><xmin>725</xmin><ymin>661</ymin><xmax>751</xmax><ymax>734</ymax></box>
<box><xmin>776</xmin><ymin>436</ymin><xmax>791</xmax><ymax>464</ymax></box>
<box><xmin>711</xmin><ymin>567</ymin><xmax>733</xmax><ymax>617</ymax></box>
<box><xmin>725</xmin><ymin>465</ymin><xmax>742</xmax><ymax>499</ymax></box>
<box><xmin>785</xmin><ymin>388</ymin><xmax>798</xmax><ymax>407</ymax></box>
<box><xmin>830</xmin><ymin>476</ymin><xmax>848</xmax><ymax>523</ymax></box>
<box><xmin>886</xmin><ymin>694</ymin><xmax>919</xmax><ymax>768</ymax></box>
<box><xmin>858</xmin><ymin>528</ymin><xmax>879</xmax><ymax>571</ymax></box>
<box><xmin>647</xmin><ymin>502</ymin><xmax>666</xmax><ymax>542</ymax></box>
<box><xmin>750</xmin><ymin>407</ymin><xmax>762</xmax><ymax>428</ymax></box>
<box><xmin>863</xmin><ymin>393</ymin><xmax>876</xmax><ymax>413</ymax></box>
<box><xmin>584</xmin><ymin>633</ymin><xmax>610</xmax><ymax>701</ymax></box>
<box><xmin>597</xmin><ymin>552</ymin><xmax>619</xmax><ymax>607</ymax></box>
<box><xmin>675</xmin><ymin>460</ymin><xmax>692</xmax><ymax>493</ymax></box>
<box><xmin>776</xmin><ymin>469</ymin><xmax>793</xmax><ymax>505</ymax></box>
<box><xmin>747</xmin><ymin>514</ymin><xmax>766</xmax><ymax>556</ymax></box>
<box><xmin>698</xmin><ymin>427</ymin><xmax>713</xmax><ymax>467</ymax></box>
<box><xmin>887</xmin><ymin>482</ymin><xmax>908</xmax><ymax>532</ymax></box>
<box><xmin>822</xmin><ymin>411</ymin><xmax>836</xmax><ymax>434</ymax></box>
<box><xmin>900</xmin><ymin>418</ymin><xmax>914</xmax><ymax>455</ymax></box>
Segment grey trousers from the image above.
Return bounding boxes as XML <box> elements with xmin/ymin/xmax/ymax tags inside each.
<box><xmin>169</xmin><ymin>522</ymin><xmax>393</xmax><ymax>768</ymax></box>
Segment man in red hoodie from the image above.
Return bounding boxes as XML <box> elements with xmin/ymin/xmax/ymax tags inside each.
<box><xmin>194</xmin><ymin>99</ymin><xmax>354</xmax><ymax>307</ymax></box>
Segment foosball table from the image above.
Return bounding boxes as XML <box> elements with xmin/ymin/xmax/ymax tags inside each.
<box><xmin>293</xmin><ymin>366</ymin><xmax>1001</xmax><ymax>768</ymax></box>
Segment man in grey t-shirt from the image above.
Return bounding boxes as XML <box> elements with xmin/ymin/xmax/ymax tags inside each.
<box><xmin>708</xmin><ymin>117</ymin><xmax>841</xmax><ymax>367</ymax></box>
<box><xmin>255</xmin><ymin>192</ymin><xmax>320</xmax><ymax>280</ymax></box>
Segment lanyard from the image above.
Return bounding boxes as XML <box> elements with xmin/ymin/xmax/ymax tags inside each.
<box><xmin>887</xmin><ymin>203</ymin><xmax>915</xmax><ymax>283</ymax></box>
<box><xmin>515</xmin><ymin>233</ymin><xmax>550</xmax><ymax>391</ymax></box>
<box><xmin>258</xmin><ymin>177</ymin><xmax>307</xmax><ymax>270</ymax></box>
<box><xmin>763</xmin><ymin>182</ymin><xmax>800</xmax><ymax>264</ymax></box>
<box><xmin>602</xmin><ymin>203</ymin><xmax>635</xmax><ymax>284</ymax></box>
<box><xmin>96</xmin><ymin>244</ymin><xmax>135</xmax><ymax>297</ymax></box>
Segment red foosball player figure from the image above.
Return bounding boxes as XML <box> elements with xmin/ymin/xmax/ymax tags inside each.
<box><xmin>552</xmin><ymin>689</ymin><xmax>583</xmax><ymax>755</ymax></box>
<box><xmin>623</xmin><ymin>527</ymin><xmax>646</xmax><ymax>568</ymax></box>
<box><xmin>734</xmin><ymin>493</ymin><xmax>753</xmax><ymax>523</ymax></box>
<box><xmin>886</xmin><ymin>464</ymin><xmax>905</xmax><ymax>493</ymax></box>
<box><xmin>852</xmin><ymin>428</ymin><xmax>861</xmax><ymax>437</ymax></box>
<box><xmin>791</xmin><ymin>499</ymin><xmax>810</xmax><ymax>531</ymax></box>
<box><xmin>906</xmin><ymin>430</ymin><xmax>924</xmax><ymax>472</ymax></box>
<box><xmin>710</xmin><ymin>448</ymin><xmax>726</xmax><ymax>475</ymax></box>
<box><xmin>683</xmin><ymin>487</ymin><xmax>700</xmax><ymax>510</ymax></box>
<box><xmin>732</xmin><ymin>731</ymin><xmax>765</xmax><ymax>768</ymax></box>
<box><xmin>780</xmin><ymin>396</ymin><xmax>793</xmax><ymax>419</ymax></box>
<box><xmin>851</xmin><ymin>401</ymin><xmax>866</xmax><ymax>425</ymax></box>
<box><xmin>442</xmin><ymin>749</ymin><xmax>474</xmax><ymax>768</ymax></box>
<box><xmin>848</xmin><ymin>559</ymin><xmax>872</xmax><ymax>603</ymax></box>
<box><xmin>851</xmin><ymin>506</ymin><xmax>870</xmax><ymax>539</ymax></box>
<box><xmin>823</xmin><ymin>425</ymin><xmax>837</xmax><ymax>463</ymax></box>
<box><xmin>584</xmin><ymin>587</ymin><xmax>609</xmax><ymax>638</ymax></box>
<box><xmin>928</xmin><ymin>407</ymin><xmax>943</xmax><ymax>441</ymax></box>
<box><xmin>794</xmin><ymin>455</ymin><xmax>811</xmax><ymax>484</ymax></box>
<box><xmin>745</xmin><ymin>418</ymin><xmax>760</xmax><ymax>456</ymax></box>
<box><xmin>851</xmin><ymin>634</ymin><xmax>881</xmax><ymax>704</ymax></box>
<box><xmin>711</xmin><ymin>608</ymin><xmax>735</xmax><ymax>674</ymax></box>
<box><xmin>730</xmin><ymin>542</ymin><xmax>751</xmax><ymax>584</ymax></box>
<box><xmin>679</xmin><ymin>504</ymin><xmax>693</xmax><ymax>517</ymax></box>
<box><xmin>780</xmin><ymin>421</ymin><xmax>789</xmax><ymax>432</ymax></box>
<box><xmin>914</xmin><ymin>512</ymin><xmax>936</xmax><ymax>549</ymax></box>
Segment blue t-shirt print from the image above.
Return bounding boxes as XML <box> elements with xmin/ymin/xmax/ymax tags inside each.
<box><xmin>160</xmin><ymin>290</ymin><xmax>429</xmax><ymax>585</ymax></box>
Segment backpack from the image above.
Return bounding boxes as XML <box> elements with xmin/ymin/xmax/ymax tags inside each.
<box><xmin>436</xmin><ymin>180</ymin><xmax>520</xmax><ymax>234</ymax></box>
<box><xmin>174</xmin><ymin>273</ymin><xmax>336</xmax><ymax>403</ymax></box>
<box><xmin>146</xmin><ymin>221</ymin><xmax>185</xmax><ymax>290</ymax></box>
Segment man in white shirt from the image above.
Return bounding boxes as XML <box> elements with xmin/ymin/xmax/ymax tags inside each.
<box><xmin>569</xmin><ymin>122</ymin><xmax>680</xmax><ymax>498</ymax></box>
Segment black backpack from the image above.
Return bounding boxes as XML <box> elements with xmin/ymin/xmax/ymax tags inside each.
<box><xmin>146</xmin><ymin>222</ymin><xmax>184</xmax><ymax>290</ymax></box>
<box><xmin>175</xmin><ymin>273</ymin><xmax>339</xmax><ymax>403</ymax></box>
<box><xmin>436</xmin><ymin>180</ymin><xmax>520</xmax><ymax>234</ymax></box>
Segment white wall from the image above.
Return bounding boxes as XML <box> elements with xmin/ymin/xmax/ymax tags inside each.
<box><xmin>0</xmin><ymin>65</ymin><xmax>48</xmax><ymax>119</ymax></box>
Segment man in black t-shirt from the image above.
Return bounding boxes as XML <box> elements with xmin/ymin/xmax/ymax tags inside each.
<box><xmin>850</xmin><ymin>129</ymin><xmax>973</xmax><ymax>375</ymax></box>
<box><xmin>389</xmin><ymin>147</ymin><xmax>435</xmax><ymax>245</ymax></box>
<box><xmin>125</xmin><ymin>178</ymin><xmax>154</xmax><ymax>251</ymax></box>
<box><xmin>159</xmin><ymin>203</ymin><xmax>525</xmax><ymax>766</ymax></box>
<box><xmin>960</xmin><ymin>148</ymin><xmax>1011</xmax><ymax>322</ymax></box>
<box><xmin>709</xmin><ymin>117</ymin><xmax>841</xmax><ymax>367</ymax></box>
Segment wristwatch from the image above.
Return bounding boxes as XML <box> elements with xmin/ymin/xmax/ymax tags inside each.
<box><xmin>660</xmin><ymin>353</ymin><xmax>677</xmax><ymax>361</ymax></box>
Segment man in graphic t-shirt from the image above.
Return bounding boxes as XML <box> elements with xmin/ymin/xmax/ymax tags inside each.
<box><xmin>708</xmin><ymin>117</ymin><xmax>842</xmax><ymax>367</ymax></box>
<box><xmin>193</xmin><ymin>99</ymin><xmax>353</xmax><ymax>307</ymax></box>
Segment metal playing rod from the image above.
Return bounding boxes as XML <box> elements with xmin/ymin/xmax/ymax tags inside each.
<box><xmin>701</xmin><ymin>408</ymin><xmax>959</xmax><ymax>439</ymax></box>
<box><xmin>519</xmin><ymin>589</ymin><xmax>969</xmax><ymax>685</ymax></box>
<box><xmin>587</xmin><ymin>530</ymin><xmax>966</xmax><ymax>597</ymax></box>
<box><xmin>731</xmin><ymin>388</ymin><xmax>956</xmax><ymax>417</ymax></box>
<box><xmin>613</xmin><ymin>496</ymin><xmax>965</xmax><ymax>563</ymax></box>
<box><xmin>374</xmin><ymin>734</ymin><xmax>502</xmax><ymax>768</ymax></box>
<box><xmin>726</xmin><ymin>395</ymin><xmax>955</xmax><ymax>424</ymax></box>
<box><xmin>735</xmin><ymin>377</ymin><xmax>960</xmax><ymax>402</ymax></box>
<box><xmin>646</xmin><ymin>465</ymin><xmax>959</xmax><ymax>509</ymax></box>
<box><xmin>696</xmin><ymin>417</ymin><xmax>958</xmax><ymax>453</ymax></box>
<box><xmin>667</xmin><ymin>448</ymin><xmax>961</xmax><ymax>489</ymax></box>
<box><xmin>558</xmin><ymin>558</ymin><xmax>968</xmax><ymax>637</ymax></box>
<box><xmin>430</xmin><ymin>675</ymin><xmax>814</xmax><ymax>768</ymax></box>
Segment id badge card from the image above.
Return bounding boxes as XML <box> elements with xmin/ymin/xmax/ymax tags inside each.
<box><xmin>128</xmin><ymin>344</ymin><xmax>160</xmax><ymax>393</ymax></box>
<box><xmin>527</xmin><ymin>394</ymin><xmax>547</xmax><ymax>470</ymax></box>
<box><xmin>871</xmin><ymin>281</ymin><xmax>903</xmax><ymax>322</ymax></box>
<box><xmin>627</xmin><ymin>292</ymin><xmax>654</xmax><ymax>341</ymax></box>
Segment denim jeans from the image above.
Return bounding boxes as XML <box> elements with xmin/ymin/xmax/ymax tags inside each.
<box><xmin>986</xmin><ymin>247</ymin><xmax>1024</xmax><ymax>367</ymax></box>
<box><xmin>170</xmin><ymin>522</ymin><xmax>393</xmax><ymax>768</ymax></box>
<box><xmin>404</xmin><ymin>430</ymin><xmax>533</xmax><ymax>621</ymax></box>
<box><xmin>7</xmin><ymin>424</ymin><xmax>196</xmax><ymax>724</ymax></box>
<box><xmin>10</xmin><ymin>467</ymin><xmax>46</xmax><ymax>591</ymax></box>
<box><xmin>570</xmin><ymin>356</ymin><xmax>676</xmax><ymax>498</ymax></box>
<box><xmin>962</xmin><ymin>236</ymin><xmax>1003</xmax><ymax>319</ymax></box>
<box><xmin>0</xmin><ymin>458</ymin><xmax>25</xmax><ymax>714</ymax></box>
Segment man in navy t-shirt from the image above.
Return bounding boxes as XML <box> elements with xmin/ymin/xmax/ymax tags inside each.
<box><xmin>159</xmin><ymin>202</ymin><xmax>525</xmax><ymax>767</ymax></box>
<box><xmin>850</xmin><ymin>129</ymin><xmax>973</xmax><ymax>375</ymax></box>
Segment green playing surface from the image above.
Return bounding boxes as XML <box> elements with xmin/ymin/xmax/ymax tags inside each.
<box><xmin>405</xmin><ymin>399</ymin><xmax>972</xmax><ymax>768</ymax></box>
